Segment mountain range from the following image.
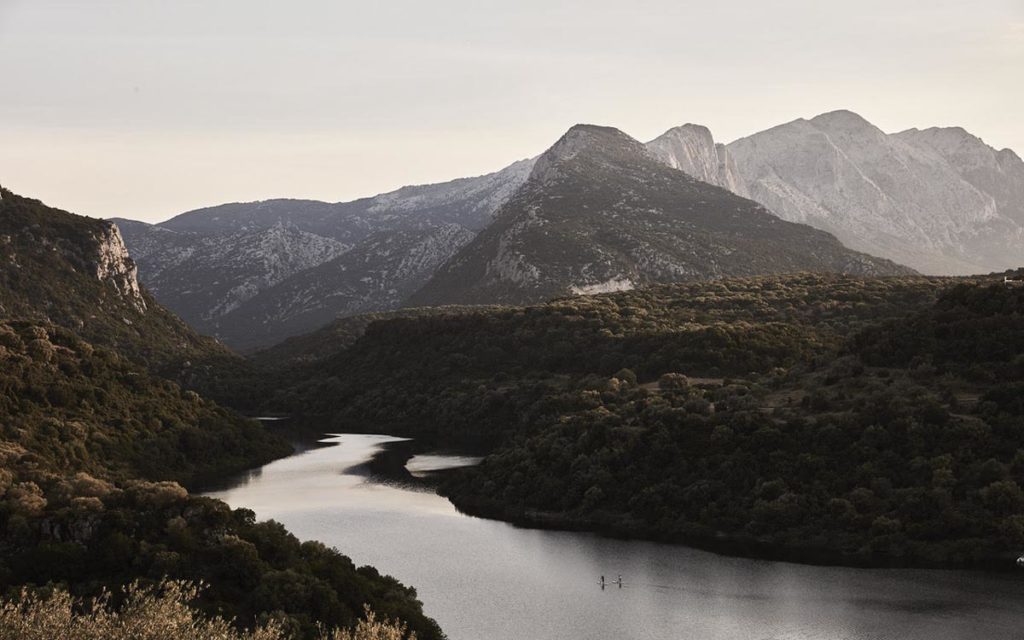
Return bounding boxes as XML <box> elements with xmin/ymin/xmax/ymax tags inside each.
<box><xmin>112</xmin><ymin>159</ymin><xmax>534</xmax><ymax>347</ymax></box>
<box><xmin>409</xmin><ymin>125</ymin><xmax>904</xmax><ymax>306</ymax></box>
<box><xmin>112</xmin><ymin>110</ymin><xmax>1023</xmax><ymax>350</ymax></box>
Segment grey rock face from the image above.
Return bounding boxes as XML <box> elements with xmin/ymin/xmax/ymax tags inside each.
<box><xmin>211</xmin><ymin>224</ymin><xmax>474</xmax><ymax>350</ymax></box>
<box><xmin>646</xmin><ymin>124</ymin><xmax>749</xmax><ymax>197</ymax></box>
<box><xmin>117</xmin><ymin>110</ymin><xmax>1024</xmax><ymax>350</ymax></box>
<box><xmin>725</xmin><ymin>111</ymin><xmax>1024</xmax><ymax>275</ymax></box>
<box><xmin>93</xmin><ymin>223</ymin><xmax>146</xmax><ymax>311</ymax></box>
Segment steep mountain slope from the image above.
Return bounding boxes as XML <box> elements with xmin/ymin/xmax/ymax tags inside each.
<box><xmin>0</xmin><ymin>188</ymin><xmax>240</xmax><ymax>381</ymax></box>
<box><xmin>646</xmin><ymin>124</ymin><xmax>749</xmax><ymax>196</ymax></box>
<box><xmin>113</xmin><ymin>158</ymin><xmax>535</xmax><ymax>347</ymax></box>
<box><xmin>896</xmin><ymin>126</ymin><xmax>1024</xmax><ymax>226</ymax></box>
<box><xmin>408</xmin><ymin>125</ymin><xmax>911</xmax><ymax>307</ymax></box>
<box><xmin>214</xmin><ymin>224</ymin><xmax>475</xmax><ymax>350</ymax></box>
<box><xmin>114</xmin><ymin>219</ymin><xmax>349</xmax><ymax>333</ymax></box>
<box><xmin>726</xmin><ymin>111</ymin><xmax>1024</xmax><ymax>275</ymax></box>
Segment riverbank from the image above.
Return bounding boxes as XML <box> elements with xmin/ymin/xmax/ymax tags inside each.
<box><xmin>439</xmin><ymin>490</ymin><xmax>1020</xmax><ymax>572</ymax></box>
<box><xmin>187</xmin><ymin>416</ymin><xmax>338</xmax><ymax>492</ymax></box>
<box><xmin>203</xmin><ymin>432</ymin><xmax>1024</xmax><ymax>640</ymax></box>
<box><xmin>281</xmin><ymin>427</ymin><xmax>1021</xmax><ymax>572</ymax></box>
<box><xmin>249</xmin><ymin>420</ymin><xmax>1021</xmax><ymax>573</ymax></box>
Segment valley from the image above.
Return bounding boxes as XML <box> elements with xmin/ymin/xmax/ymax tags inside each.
<box><xmin>206</xmin><ymin>432</ymin><xmax>1024</xmax><ymax>640</ymax></box>
<box><xmin>4</xmin><ymin>3</ymin><xmax>1023</xmax><ymax>638</ymax></box>
<box><xmin>2</xmin><ymin>113</ymin><xmax>1023</xmax><ymax>640</ymax></box>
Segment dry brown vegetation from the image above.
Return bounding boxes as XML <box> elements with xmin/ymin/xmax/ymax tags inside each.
<box><xmin>0</xmin><ymin>581</ymin><xmax>415</xmax><ymax>640</ymax></box>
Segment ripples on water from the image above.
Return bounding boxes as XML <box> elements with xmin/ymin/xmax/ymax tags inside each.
<box><xmin>205</xmin><ymin>434</ymin><xmax>1024</xmax><ymax>640</ymax></box>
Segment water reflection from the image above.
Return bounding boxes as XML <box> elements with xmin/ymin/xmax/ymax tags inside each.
<box><xmin>205</xmin><ymin>434</ymin><xmax>1024</xmax><ymax>640</ymax></box>
<box><xmin>406</xmin><ymin>454</ymin><xmax>484</xmax><ymax>478</ymax></box>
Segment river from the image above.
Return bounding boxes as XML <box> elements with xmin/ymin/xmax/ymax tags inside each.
<box><xmin>204</xmin><ymin>433</ymin><xmax>1024</xmax><ymax>640</ymax></box>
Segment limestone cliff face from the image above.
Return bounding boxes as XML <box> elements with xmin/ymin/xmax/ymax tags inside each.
<box><xmin>726</xmin><ymin>111</ymin><xmax>1024</xmax><ymax>275</ymax></box>
<box><xmin>646</xmin><ymin>124</ymin><xmax>749</xmax><ymax>197</ymax></box>
<box><xmin>92</xmin><ymin>223</ymin><xmax>147</xmax><ymax>311</ymax></box>
<box><xmin>0</xmin><ymin>187</ymin><xmax>241</xmax><ymax>378</ymax></box>
<box><xmin>644</xmin><ymin>113</ymin><xmax>1024</xmax><ymax>275</ymax></box>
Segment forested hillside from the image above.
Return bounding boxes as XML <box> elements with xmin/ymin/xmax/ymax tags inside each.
<box><xmin>264</xmin><ymin>274</ymin><xmax>949</xmax><ymax>441</ymax></box>
<box><xmin>442</xmin><ymin>282</ymin><xmax>1024</xmax><ymax>567</ymax></box>
<box><xmin>0</xmin><ymin>188</ymin><xmax>254</xmax><ymax>398</ymax></box>
<box><xmin>0</xmin><ymin>189</ymin><xmax>443</xmax><ymax>639</ymax></box>
<box><xmin>255</xmin><ymin>273</ymin><xmax>1024</xmax><ymax>567</ymax></box>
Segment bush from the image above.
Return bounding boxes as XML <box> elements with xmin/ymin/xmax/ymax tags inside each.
<box><xmin>0</xmin><ymin>581</ymin><xmax>415</xmax><ymax>640</ymax></box>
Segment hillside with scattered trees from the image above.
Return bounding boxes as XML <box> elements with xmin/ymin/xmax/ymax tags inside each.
<box><xmin>0</xmin><ymin>190</ymin><xmax>443</xmax><ymax>639</ymax></box>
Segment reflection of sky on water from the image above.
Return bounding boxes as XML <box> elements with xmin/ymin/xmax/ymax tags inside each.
<box><xmin>205</xmin><ymin>434</ymin><xmax>1024</xmax><ymax>640</ymax></box>
<box><xmin>406</xmin><ymin>453</ymin><xmax>484</xmax><ymax>478</ymax></box>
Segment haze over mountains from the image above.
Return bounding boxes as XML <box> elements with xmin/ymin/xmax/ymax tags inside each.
<box><xmin>112</xmin><ymin>110</ymin><xmax>1023</xmax><ymax>350</ymax></box>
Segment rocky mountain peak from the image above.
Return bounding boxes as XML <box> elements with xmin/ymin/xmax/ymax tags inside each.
<box><xmin>998</xmin><ymin>147</ymin><xmax>1023</xmax><ymax>165</ymax></box>
<box><xmin>809</xmin><ymin>109</ymin><xmax>879</xmax><ymax>133</ymax></box>
<box><xmin>410</xmin><ymin>122</ymin><xmax>909</xmax><ymax>308</ymax></box>
<box><xmin>646</xmin><ymin>123</ymin><xmax>750</xmax><ymax>196</ymax></box>
<box><xmin>530</xmin><ymin>125</ymin><xmax>649</xmax><ymax>184</ymax></box>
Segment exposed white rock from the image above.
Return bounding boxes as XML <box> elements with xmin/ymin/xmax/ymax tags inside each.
<box><xmin>93</xmin><ymin>223</ymin><xmax>146</xmax><ymax>311</ymax></box>
<box><xmin>207</xmin><ymin>223</ymin><xmax>476</xmax><ymax>349</ymax></box>
<box><xmin>646</xmin><ymin>124</ymin><xmax>749</xmax><ymax>196</ymax></box>
<box><xmin>410</xmin><ymin>123</ymin><xmax>908</xmax><ymax>308</ymax></box>
<box><xmin>726</xmin><ymin>110</ymin><xmax>1024</xmax><ymax>275</ymax></box>
<box><xmin>570</xmin><ymin>277</ymin><xmax>635</xmax><ymax>295</ymax></box>
<box><xmin>896</xmin><ymin>126</ymin><xmax>1024</xmax><ymax>227</ymax></box>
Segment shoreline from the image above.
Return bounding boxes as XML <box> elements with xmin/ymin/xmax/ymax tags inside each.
<box><xmin>439</xmin><ymin>492</ymin><xmax>1020</xmax><ymax>573</ymax></box>
<box><xmin>214</xmin><ymin>423</ymin><xmax>1023</xmax><ymax>574</ymax></box>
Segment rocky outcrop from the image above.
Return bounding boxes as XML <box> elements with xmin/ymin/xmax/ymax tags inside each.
<box><xmin>92</xmin><ymin>223</ymin><xmax>146</xmax><ymax>311</ymax></box>
<box><xmin>646</xmin><ymin>124</ymin><xmax>749</xmax><ymax>197</ymax></box>
<box><xmin>114</xmin><ymin>220</ymin><xmax>350</xmax><ymax>331</ymax></box>
<box><xmin>896</xmin><ymin>126</ymin><xmax>1024</xmax><ymax>227</ymax></box>
<box><xmin>0</xmin><ymin>187</ymin><xmax>237</xmax><ymax>377</ymax></box>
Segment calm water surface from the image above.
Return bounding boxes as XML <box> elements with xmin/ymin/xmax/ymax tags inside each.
<box><xmin>205</xmin><ymin>434</ymin><xmax>1024</xmax><ymax>640</ymax></box>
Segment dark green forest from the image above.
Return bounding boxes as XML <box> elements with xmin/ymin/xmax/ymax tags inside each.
<box><xmin>0</xmin><ymin>319</ymin><xmax>442</xmax><ymax>638</ymax></box>
<box><xmin>254</xmin><ymin>273</ymin><xmax>1024</xmax><ymax>568</ymax></box>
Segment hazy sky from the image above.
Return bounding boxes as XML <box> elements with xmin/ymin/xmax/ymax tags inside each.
<box><xmin>1</xmin><ymin>0</ymin><xmax>1021</xmax><ymax>223</ymax></box>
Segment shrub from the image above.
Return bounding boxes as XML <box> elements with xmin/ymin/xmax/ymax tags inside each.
<box><xmin>0</xmin><ymin>581</ymin><xmax>415</xmax><ymax>640</ymax></box>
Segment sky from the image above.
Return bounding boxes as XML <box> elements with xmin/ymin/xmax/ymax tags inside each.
<box><xmin>0</xmin><ymin>0</ymin><xmax>1021</xmax><ymax>223</ymax></box>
